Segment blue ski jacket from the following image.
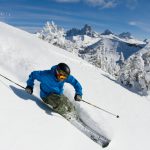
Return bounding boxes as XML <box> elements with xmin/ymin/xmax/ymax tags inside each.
<box><xmin>26</xmin><ymin>65</ymin><xmax>82</xmax><ymax>99</ymax></box>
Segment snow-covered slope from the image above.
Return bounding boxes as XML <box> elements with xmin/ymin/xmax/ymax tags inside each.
<box><xmin>0</xmin><ymin>22</ymin><xmax>150</xmax><ymax>150</ymax></box>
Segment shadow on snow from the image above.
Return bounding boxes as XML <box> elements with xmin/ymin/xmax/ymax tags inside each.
<box><xmin>10</xmin><ymin>85</ymin><xmax>54</xmax><ymax>116</ymax></box>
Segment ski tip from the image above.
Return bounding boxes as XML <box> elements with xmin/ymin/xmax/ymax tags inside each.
<box><xmin>116</xmin><ymin>115</ymin><xmax>119</xmax><ymax>118</ymax></box>
<box><xmin>102</xmin><ymin>141</ymin><xmax>110</xmax><ymax>148</ymax></box>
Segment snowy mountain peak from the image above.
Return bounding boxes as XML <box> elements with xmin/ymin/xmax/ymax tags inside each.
<box><xmin>119</xmin><ymin>32</ymin><xmax>133</xmax><ymax>39</ymax></box>
<box><xmin>143</xmin><ymin>39</ymin><xmax>150</xmax><ymax>44</ymax></box>
<box><xmin>66</xmin><ymin>24</ymin><xmax>99</xmax><ymax>37</ymax></box>
<box><xmin>101</xmin><ymin>29</ymin><xmax>114</xmax><ymax>35</ymax></box>
<box><xmin>81</xmin><ymin>24</ymin><xmax>93</xmax><ymax>36</ymax></box>
<box><xmin>66</xmin><ymin>28</ymin><xmax>80</xmax><ymax>37</ymax></box>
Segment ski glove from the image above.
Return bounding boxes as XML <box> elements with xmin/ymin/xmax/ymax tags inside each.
<box><xmin>25</xmin><ymin>86</ymin><xmax>33</xmax><ymax>95</ymax></box>
<box><xmin>74</xmin><ymin>94</ymin><xmax>82</xmax><ymax>101</ymax></box>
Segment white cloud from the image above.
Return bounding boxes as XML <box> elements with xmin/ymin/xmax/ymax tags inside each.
<box><xmin>129</xmin><ymin>21</ymin><xmax>137</xmax><ymax>26</ymax></box>
<box><xmin>85</xmin><ymin>0</ymin><xmax>118</xmax><ymax>8</ymax></box>
<box><xmin>129</xmin><ymin>21</ymin><xmax>150</xmax><ymax>32</ymax></box>
<box><xmin>54</xmin><ymin>0</ymin><xmax>118</xmax><ymax>8</ymax></box>
<box><xmin>52</xmin><ymin>0</ymin><xmax>139</xmax><ymax>9</ymax></box>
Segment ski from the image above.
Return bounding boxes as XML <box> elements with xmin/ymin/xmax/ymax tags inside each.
<box><xmin>45</xmin><ymin>102</ymin><xmax>110</xmax><ymax>148</ymax></box>
<box><xmin>65</xmin><ymin>114</ymin><xmax>110</xmax><ymax>148</ymax></box>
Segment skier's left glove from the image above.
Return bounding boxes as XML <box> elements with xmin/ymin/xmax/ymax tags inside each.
<box><xmin>74</xmin><ymin>94</ymin><xmax>82</xmax><ymax>101</ymax></box>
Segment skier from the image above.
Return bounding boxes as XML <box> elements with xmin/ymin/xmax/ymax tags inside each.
<box><xmin>25</xmin><ymin>63</ymin><xmax>82</xmax><ymax>118</ymax></box>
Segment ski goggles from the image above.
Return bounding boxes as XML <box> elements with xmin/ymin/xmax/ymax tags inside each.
<box><xmin>56</xmin><ymin>69</ymin><xmax>68</xmax><ymax>80</ymax></box>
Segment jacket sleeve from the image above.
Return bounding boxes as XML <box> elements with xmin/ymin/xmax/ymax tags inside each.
<box><xmin>26</xmin><ymin>70</ymin><xmax>50</xmax><ymax>88</ymax></box>
<box><xmin>66</xmin><ymin>75</ymin><xmax>83</xmax><ymax>96</ymax></box>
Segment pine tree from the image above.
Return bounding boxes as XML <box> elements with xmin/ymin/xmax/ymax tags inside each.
<box><xmin>118</xmin><ymin>53</ymin><xmax>146</xmax><ymax>92</ymax></box>
<box><xmin>37</xmin><ymin>21</ymin><xmax>66</xmax><ymax>47</ymax></box>
<box><xmin>119</xmin><ymin>52</ymin><xmax>125</xmax><ymax>66</ymax></box>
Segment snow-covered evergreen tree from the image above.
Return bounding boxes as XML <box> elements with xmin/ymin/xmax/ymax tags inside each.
<box><xmin>117</xmin><ymin>52</ymin><xmax>125</xmax><ymax>66</ymax></box>
<box><xmin>37</xmin><ymin>21</ymin><xmax>66</xmax><ymax>47</ymax></box>
<box><xmin>36</xmin><ymin>21</ymin><xmax>80</xmax><ymax>54</ymax></box>
<box><xmin>118</xmin><ymin>52</ymin><xmax>148</xmax><ymax>94</ymax></box>
<box><xmin>142</xmin><ymin>50</ymin><xmax>150</xmax><ymax>92</ymax></box>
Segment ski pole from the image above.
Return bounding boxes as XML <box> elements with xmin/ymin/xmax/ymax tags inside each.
<box><xmin>0</xmin><ymin>73</ymin><xmax>25</xmax><ymax>89</ymax></box>
<box><xmin>81</xmin><ymin>99</ymin><xmax>119</xmax><ymax>118</ymax></box>
<box><xmin>0</xmin><ymin>73</ymin><xmax>120</xmax><ymax>118</ymax></box>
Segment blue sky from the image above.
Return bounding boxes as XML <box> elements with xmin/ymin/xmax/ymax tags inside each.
<box><xmin>0</xmin><ymin>0</ymin><xmax>150</xmax><ymax>40</ymax></box>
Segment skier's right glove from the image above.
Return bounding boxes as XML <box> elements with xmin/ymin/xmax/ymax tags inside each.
<box><xmin>74</xmin><ymin>94</ymin><xmax>82</xmax><ymax>102</ymax></box>
<box><xmin>25</xmin><ymin>86</ymin><xmax>33</xmax><ymax>95</ymax></box>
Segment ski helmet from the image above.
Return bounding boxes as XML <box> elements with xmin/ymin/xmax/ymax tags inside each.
<box><xmin>56</xmin><ymin>63</ymin><xmax>70</xmax><ymax>77</ymax></box>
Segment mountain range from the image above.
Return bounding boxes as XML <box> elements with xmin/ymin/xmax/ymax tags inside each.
<box><xmin>36</xmin><ymin>21</ymin><xmax>150</xmax><ymax>77</ymax></box>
